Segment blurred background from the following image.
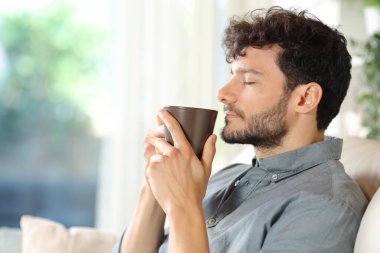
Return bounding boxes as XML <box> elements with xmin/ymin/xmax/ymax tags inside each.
<box><xmin>0</xmin><ymin>0</ymin><xmax>379</xmax><ymax>235</ymax></box>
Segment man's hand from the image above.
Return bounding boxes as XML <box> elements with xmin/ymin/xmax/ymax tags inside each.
<box><xmin>146</xmin><ymin>109</ymin><xmax>216</xmax><ymax>253</ymax></box>
<box><xmin>122</xmin><ymin>109</ymin><xmax>216</xmax><ymax>253</ymax></box>
<box><xmin>146</xmin><ymin>109</ymin><xmax>217</xmax><ymax>214</ymax></box>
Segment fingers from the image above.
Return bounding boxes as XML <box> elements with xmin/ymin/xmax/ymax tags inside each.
<box><xmin>154</xmin><ymin>139</ymin><xmax>178</xmax><ymax>157</ymax></box>
<box><xmin>159</xmin><ymin>109</ymin><xmax>190</xmax><ymax>149</ymax></box>
<box><xmin>143</xmin><ymin>125</ymin><xmax>165</xmax><ymax>168</ymax></box>
<box><xmin>200</xmin><ymin>134</ymin><xmax>217</xmax><ymax>176</ymax></box>
<box><xmin>145</xmin><ymin>154</ymin><xmax>166</xmax><ymax>181</ymax></box>
<box><xmin>149</xmin><ymin>154</ymin><xmax>167</xmax><ymax>164</ymax></box>
<box><xmin>143</xmin><ymin>125</ymin><xmax>165</xmax><ymax>147</ymax></box>
<box><xmin>151</xmin><ymin>125</ymin><xmax>165</xmax><ymax>139</ymax></box>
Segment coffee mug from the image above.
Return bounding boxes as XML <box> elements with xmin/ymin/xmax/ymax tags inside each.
<box><xmin>163</xmin><ymin>106</ymin><xmax>218</xmax><ymax>158</ymax></box>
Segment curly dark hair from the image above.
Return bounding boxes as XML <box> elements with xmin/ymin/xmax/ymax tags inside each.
<box><xmin>223</xmin><ymin>6</ymin><xmax>351</xmax><ymax>130</ymax></box>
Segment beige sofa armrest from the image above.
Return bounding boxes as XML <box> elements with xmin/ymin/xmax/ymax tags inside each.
<box><xmin>341</xmin><ymin>136</ymin><xmax>380</xmax><ymax>200</ymax></box>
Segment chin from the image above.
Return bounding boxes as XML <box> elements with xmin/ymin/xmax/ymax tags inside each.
<box><xmin>221</xmin><ymin>125</ymin><xmax>242</xmax><ymax>144</ymax></box>
<box><xmin>224</xmin><ymin>119</ymin><xmax>245</xmax><ymax>130</ymax></box>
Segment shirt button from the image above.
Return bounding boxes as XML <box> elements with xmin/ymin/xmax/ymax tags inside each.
<box><xmin>272</xmin><ymin>174</ymin><xmax>278</xmax><ymax>181</ymax></box>
<box><xmin>208</xmin><ymin>218</ymin><xmax>217</xmax><ymax>225</ymax></box>
<box><xmin>234</xmin><ymin>180</ymin><xmax>240</xmax><ymax>186</ymax></box>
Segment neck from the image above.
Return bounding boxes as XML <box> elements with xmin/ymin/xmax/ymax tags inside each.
<box><xmin>255</xmin><ymin>130</ymin><xmax>325</xmax><ymax>159</ymax></box>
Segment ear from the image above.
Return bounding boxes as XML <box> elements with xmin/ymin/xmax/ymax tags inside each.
<box><xmin>294</xmin><ymin>82</ymin><xmax>323</xmax><ymax>113</ymax></box>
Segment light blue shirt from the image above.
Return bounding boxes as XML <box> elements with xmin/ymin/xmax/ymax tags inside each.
<box><xmin>114</xmin><ymin>136</ymin><xmax>368</xmax><ymax>253</ymax></box>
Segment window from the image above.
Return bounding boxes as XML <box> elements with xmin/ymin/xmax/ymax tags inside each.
<box><xmin>0</xmin><ymin>1</ymin><xmax>110</xmax><ymax>228</ymax></box>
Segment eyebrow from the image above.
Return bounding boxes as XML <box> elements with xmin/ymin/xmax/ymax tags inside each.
<box><xmin>230</xmin><ymin>67</ymin><xmax>262</xmax><ymax>75</ymax></box>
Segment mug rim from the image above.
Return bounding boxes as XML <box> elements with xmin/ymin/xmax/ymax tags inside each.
<box><xmin>163</xmin><ymin>105</ymin><xmax>217</xmax><ymax>113</ymax></box>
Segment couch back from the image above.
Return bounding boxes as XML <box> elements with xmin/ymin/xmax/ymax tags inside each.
<box><xmin>340</xmin><ymin>136</ymin><xmax>380</xmax><ymax>200</ymax></box>
<box><xmin>340</xmin><ymin>136</ymin><xmax>380</xmax><ymax>253</ymax></box>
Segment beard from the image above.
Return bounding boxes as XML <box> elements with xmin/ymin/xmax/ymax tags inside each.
<box><xmin>221</xmin><ymin>90</ymin><xmax>290</xmax><ymax>149</ymax></box>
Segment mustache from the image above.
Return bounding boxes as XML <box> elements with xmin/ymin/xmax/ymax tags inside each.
<box><xmin>223</xmin><ymin>105</ymin><xmax>245</xmax><ymax>119</ymax></box>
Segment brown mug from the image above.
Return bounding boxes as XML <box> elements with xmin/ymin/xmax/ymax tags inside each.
<box><xmin>163</xmin><ymin>106</ymin><xmax>218</xmax><ymax>158</ymax></box>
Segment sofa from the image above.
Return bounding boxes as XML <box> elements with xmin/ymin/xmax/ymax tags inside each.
<box><xmin>0</xmin><ymin>135</ymin><xmax>379</xmax><ymax>253</ymax></box>
<box><xmin>0</xmin><ymin>215</ymin><xmax>118</xmax><ymax>253</ymax></box>
<box><xmin>341</xmin><ymin>136</ymin><xmax>380</xmax><ymax>253</ymax></box>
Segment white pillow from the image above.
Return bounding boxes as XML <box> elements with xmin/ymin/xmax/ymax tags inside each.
<box><xmin>21</xmin><ymin>215</ymin><xmax>118</xmax><ymax>253</ymax></box>
<box><xmin>354</xmin><ymin>188</ymin><xmax>380</xmax><ymax>253</ymax></box>
<box><xmin>0</xmin><ymin>227</ymin><xmax>22</xmax><ymax>253</ymax></box>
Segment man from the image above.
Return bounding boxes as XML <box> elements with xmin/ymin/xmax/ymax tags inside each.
<box><xmin>114</xmin><ymin>6</ymin><xmax>367</xmax><ymax>253</ymax></box>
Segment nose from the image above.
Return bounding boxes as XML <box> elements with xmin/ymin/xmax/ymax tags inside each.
<box><xmin>217</xmin><ymin>79</ymin><xmax>237</xmax><ymax>105</ymax></box>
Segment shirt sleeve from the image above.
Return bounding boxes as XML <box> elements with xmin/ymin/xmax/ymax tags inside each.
<box><xmin>258</xmin><ymin>198</ymin><xmax>362</xmax><ymax>253</ymax></box>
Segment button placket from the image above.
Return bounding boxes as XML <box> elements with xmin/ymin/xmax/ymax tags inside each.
<box><xmin>211</xmin><ymin>171</ymin><xmax>270</xmax><ymax>227</ymax></box>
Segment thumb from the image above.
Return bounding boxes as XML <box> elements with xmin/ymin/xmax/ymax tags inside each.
<box><xmin>201</xmin><ymin>134</ymin><xmax>217</xmax><ymax>175</ymax></box>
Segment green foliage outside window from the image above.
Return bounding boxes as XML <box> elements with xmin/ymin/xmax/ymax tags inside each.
<box><xmin>0</xmin><ymin>3</ymin><xmax>106</xmax><ymax>177</ymax></box>
<box><xmin>346</xmin><ymin>0</ymin><xmax>380</xmax><ymax>140</ymax></box>
<box><xmin>359</xmin><ymin>32</ymin><xmax>380</xmax><ymax>140</ymax></box>
<box><xmin>0</xmin><ymin>3</ymin><xmax>104</xmax><ymax>140</ymax></box>
<box><xmin>364</xmin><ymin>0</ymin><xmax>380</xmax><ymax>6</ymax></box>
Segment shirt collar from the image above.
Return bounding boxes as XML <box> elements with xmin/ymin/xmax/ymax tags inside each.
<box><xmin>251</xmin><ymin>136</ymin><xmax>342</xmax><ymax>174</ymax></box>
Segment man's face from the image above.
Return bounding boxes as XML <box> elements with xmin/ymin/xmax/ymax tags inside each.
<box><xmin>217</xmin><ymin>45</ymin><xmax>291</xmax><ymax>148</ymax></box>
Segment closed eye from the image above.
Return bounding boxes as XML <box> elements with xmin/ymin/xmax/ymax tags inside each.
<box><xmin>244</xmin><ymin>81</ymin><xmax>256</xmax><ymax>85</ymax></box>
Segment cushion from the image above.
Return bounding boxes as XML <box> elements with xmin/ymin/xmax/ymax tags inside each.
<box><xmin>20</xmin><ymin>215</ymin><xmax>118</xmax><ymax>253</ymax></box>
<box><xmin>0</xmin><ymin>227</ymin><xmax>22</xmax><ymax>253</ymax></box>
<box><xmin>354</xmin><ymin>187</ymin><xmax>380</xmax><ymax>253</ymax></box>
<box><xmin>341</xmin><ymin>136</ymin><xmax>380</xmax><ymax>200</ymax></box>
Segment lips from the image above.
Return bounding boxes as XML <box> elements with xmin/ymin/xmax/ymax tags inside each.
<box><xmin>223</xmin><ymin>105</ymin><xmax>245</xmax><ymax>122</ymax></box>
<box><xmin>224</xmin><ymin>110</ymin><xmax>242</xmax><ymax>121</ymax></box>
<box><xmin>225</xmin><ymin>110</ymin><xmax>239</xmax><ymax>117</ymax></box>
